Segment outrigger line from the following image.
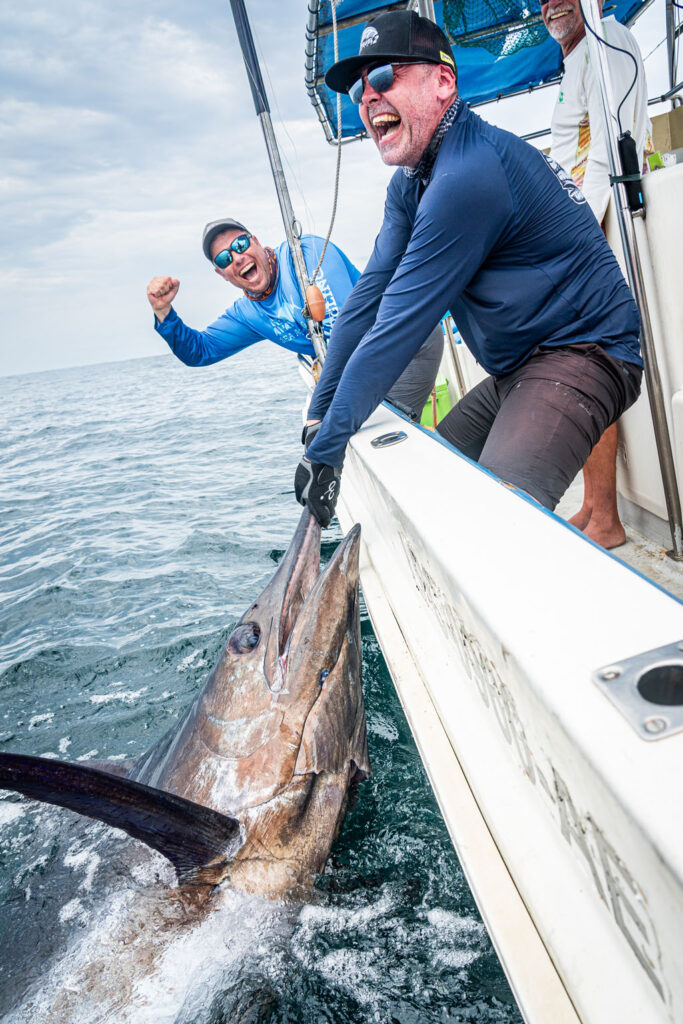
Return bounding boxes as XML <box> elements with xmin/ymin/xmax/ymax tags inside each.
<box><xmin>228</xmin><ymin>0</ymin><xmax>327</xmax><ymax>363</ymax></box>
<box><xmin>309</xmin><ymin>0</ymin><xmax>343</xmax><ymax>293</ymax></box>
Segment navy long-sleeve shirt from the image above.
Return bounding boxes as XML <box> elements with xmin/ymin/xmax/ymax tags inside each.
<box><xmin>306</xmin><ymin>103</ymin><xmax>641</xmax><ymax>468</ymax></box>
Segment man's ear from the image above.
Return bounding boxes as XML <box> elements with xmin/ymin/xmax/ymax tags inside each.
<box><xmin>435</xmin><ymin>64</ymin><xmax>457</xmax><ymax>100</ymax></box>
<box><xmin>214</xmin><ymin>267</ymin><xmax>223</xmax><ymax>277</ymax></box>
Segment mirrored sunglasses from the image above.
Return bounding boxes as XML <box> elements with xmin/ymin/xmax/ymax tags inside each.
<box><xmin>348</xmin><ymin>63</ymin><xmax>406</xmax><ymax>105</ymax></box>
<box><xmin>213</xmin><ymin>232</ymin><xmax>253</xmax><ymax>269</ymax></box>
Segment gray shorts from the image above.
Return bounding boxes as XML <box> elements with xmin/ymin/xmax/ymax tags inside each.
<box><xmin>435</xmin><ymin>343</ymin><xmax>642</xmax><ymax>510</ymax></box>
<box><xmin>386</xmin><ymin>324</ymin><xmax>444</xmax><ymax>417</ymax></box>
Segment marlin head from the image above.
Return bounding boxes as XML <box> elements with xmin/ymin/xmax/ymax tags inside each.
<box><xmin>131</xmin><ymin>511</ymin><xmax>369</xmax><ymax>896</ymax></box>
<box><xmin>133</xmin><ymin>509</ymin><xmax>370</xmax><ymax>893</ymax></box>
<box><xmin>132</xmin><ymin>510</ymin><xmax>367</xmax><ymax>805</ymax></box>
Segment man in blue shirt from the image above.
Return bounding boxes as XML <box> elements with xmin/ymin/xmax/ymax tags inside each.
<box><xmin>294</xmin><ymin>10</ymin><xmax>642</xmax><ymax>528</ymax></box>
<box><xmin>147</xmin><ymin>218</ymin><xmax>443</xmax><ymax>417</ymax></box>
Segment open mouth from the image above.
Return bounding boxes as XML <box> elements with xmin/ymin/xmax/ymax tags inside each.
<box><xmin>548</xmin><ymin>8</ymin><xmax>572</xmax><ymax>18</ymax></box>
<box><xmin>372</xmin><ymin>112</ymin><xmax>402</xmax><ymax>143</ymax></box>
<box><xmin>239</xmin><ymin>261</ymin><xmax>259</xmax><ymax>283</ymax></box>
<box><xmin>278</xmin><ymin>512</ymin><xmax>321</xmax><ymax>659</ymax></box>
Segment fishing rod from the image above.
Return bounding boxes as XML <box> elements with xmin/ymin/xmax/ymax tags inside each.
<box><xmin>228</xmin><ymin>0</ymin><xmax>327</xmax><ymax>366</ymax></box>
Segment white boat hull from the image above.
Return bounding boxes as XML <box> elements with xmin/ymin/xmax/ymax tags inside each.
<box><xmin>332</xmin><ymin>400</ymin><xmax>683</xmax><ymax>1024</ymax></box>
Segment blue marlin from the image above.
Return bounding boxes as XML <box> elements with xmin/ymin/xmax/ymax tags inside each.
<box><xmin>0</xmin><ymin>511</ymin><xmax>369</xmax><ymax>1018</ymax></box>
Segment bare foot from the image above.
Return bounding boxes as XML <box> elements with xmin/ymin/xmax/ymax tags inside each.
<box><xmin>582</xmin><ymin>519</ymin><xmax>627</xmax><ymax>549</ymax></box>
<box><xmin>569</xmin><ymin>506</ymin><xmax>592</xmax><ymax>531</ymax></box>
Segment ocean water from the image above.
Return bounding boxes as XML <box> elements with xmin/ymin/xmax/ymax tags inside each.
<box><xmin>0</xmin><ymin>350</ymin><xmax>522</xmax><ymax>1023</ymax></box>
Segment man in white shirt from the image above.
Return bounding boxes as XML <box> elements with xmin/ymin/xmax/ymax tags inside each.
<box><xmin>543</xmin><ymin>0</ymin><xmax>651</xmax><ymax>548</ymax></box>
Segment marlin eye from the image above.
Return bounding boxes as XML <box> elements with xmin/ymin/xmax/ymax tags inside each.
<box><xmin>228</xmin><ymin>623</ymin><xmax>261</xmax><ymax>654</ymax></box>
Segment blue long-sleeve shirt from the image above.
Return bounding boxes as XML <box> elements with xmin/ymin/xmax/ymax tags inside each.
<box><xmin>155</xmin><ymin>236</ymin><xmax>360</xmax><ymax>364</ymax></box>
<box><xmin>307</xmin><ymin>103</ymin><xmax>641</xmax><ymax>468</ymax></box>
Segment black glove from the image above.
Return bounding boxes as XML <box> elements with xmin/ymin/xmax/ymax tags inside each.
<box><xmin>301</xmin><ymin>421</ymin><xmax>322</xmax><ymax>449</ymax></box>
<box><xmin>294</xmin><ymin>457</ymin><xmax>342</xmax><ymax>528</ymax></box>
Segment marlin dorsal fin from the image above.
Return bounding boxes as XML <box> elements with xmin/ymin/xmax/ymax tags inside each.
<box><xmin>0</xmin><ymin>753</ymin><xmax>242</xmax><ymax>886</ymax></box>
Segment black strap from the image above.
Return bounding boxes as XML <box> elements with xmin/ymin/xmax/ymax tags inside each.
<box><xmin>609</xmin><ymin>173</ymin><xmax>642</xmax><ymax>185</ymax></box>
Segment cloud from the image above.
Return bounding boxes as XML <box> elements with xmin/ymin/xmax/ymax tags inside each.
<box><xmin>0</xmin><ymin>0</ymin><xmax>449</xmax><ymax>375</ymax></box>
<box><xmin>0</xmin><ymin>0</ymin><xmax>398</xmax><ymax>376</ymax></box>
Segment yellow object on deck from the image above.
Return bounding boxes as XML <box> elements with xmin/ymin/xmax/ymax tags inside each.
<box><xmin>420</xmin><ymin>373</ymin><xmax>452</xmax><ymax>430</ymax></box>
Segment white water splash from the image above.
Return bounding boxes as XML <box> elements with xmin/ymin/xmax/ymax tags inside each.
<box><xmin>64</xmin><ymin>845</ymin><xmax>101</xmax><ymax>892</ymax></box>
<box><xmin>3</xmin><ymin>882</ymin><xmax>289</xmax><ymax>1024</ymax></box>
<box><xmin>0</xmin><ymin>802</ymin><xmax>25</xmax><ymax>825</ymax></box>
<box><xmin>298</xmin><ymin>889</ymin><xmax>397</xmax><ymax>934</ymax></box>
<box><xmin>59</xmin><ymin>898</ymin><xmax>87</xmax><ymax>925</ymax></box>
<box><xmin>315</xmin><ymin>947</ymin><xmax>385</xmax><ymax>1007</ymax></box>
<box><xmin>90</xmin><ymin>688</ymin><xmax>147</xmax><ymax>705</ymax></box>
<box><xmin>29</xmin><ymin>712</ymin><xmax>54</xmax><ymax>730</ymax></box>
<box><xmin>177</xmin><ymin>650</ymin><xmax>207</xmax><ymax>672</ymax></box>
<box><xmin>368</xmin><ymin>712</ymin><xmax>399</xmax><ymax>742</ymax></box>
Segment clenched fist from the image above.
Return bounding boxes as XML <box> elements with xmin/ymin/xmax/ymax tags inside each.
<box><xmin>147</xmin><ymin>276</ymin><xmax>180</xmax><ymax>322</ymax></box>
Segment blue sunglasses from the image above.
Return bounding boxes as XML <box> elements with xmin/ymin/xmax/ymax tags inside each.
<box><xmin>348</xmin><ymin>63</ymin><xmax>408</xmax><ymax>105</ymax></box>
<box><xmin>213</xmin><ymin>232</ymin><xmax>252</xmax><ymax>269</ymax></box>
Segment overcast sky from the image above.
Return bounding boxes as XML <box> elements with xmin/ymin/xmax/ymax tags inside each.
<box><xmin>0</xmin><ymin>0</ymin><xmax>673</xmax><ymax>378</ymax></box>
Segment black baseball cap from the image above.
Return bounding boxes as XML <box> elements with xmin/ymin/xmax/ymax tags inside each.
<box><xmin>325</xmin><ymin>10</ymin><xmax>456</xmax><ymax>95</ymax></box>
<box><xmin>202</xmin><ymin>218</ymin><xmax>249</xmax><ymax>262</ymax></box>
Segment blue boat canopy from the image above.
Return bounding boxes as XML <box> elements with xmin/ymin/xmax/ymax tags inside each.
<box><xmin>305</xmin><ymin>0</ymin><xmax>651</xmax><ymax>141</ymax></box>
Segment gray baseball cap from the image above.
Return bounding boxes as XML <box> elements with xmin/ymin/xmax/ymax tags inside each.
<box><xmin>202</xmin><ymin>218</ymin><xmax>249</xmax><ymax>262</ymax></box>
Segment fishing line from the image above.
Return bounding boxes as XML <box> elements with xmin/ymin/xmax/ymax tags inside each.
<box><xmin>246</xmin><ymin>8</ymin><xmax>342</xmax><ymax>299</ymax></box>
<box><xmin>311</xmin><ymin>0</ymin><xmax>343</xmax><ymax>284</ymax></box>
<box><xmin>642</xmin><ymin>35</ymin><xmax>667</xmax><ymax>62</ymax></box>
<box><xmin>576</xmin><ymin>0</ymin><xmax>638</xmax><ymax>134</ymax></box>
<box><xmin>249</xmin><ymin>22</ymin><xmax>316</xmax><ymax>232</ymax></box>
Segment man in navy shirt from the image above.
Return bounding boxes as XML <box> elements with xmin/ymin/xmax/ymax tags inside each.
<box><xmin>294</xmin><ymin>9</ymin><xmax>642</xmax><ymax>528</ymax></box>
<box><xmin>147</xmin><ymin>217</ymin><xmax>443</xmax><ymax>418</ymax></box>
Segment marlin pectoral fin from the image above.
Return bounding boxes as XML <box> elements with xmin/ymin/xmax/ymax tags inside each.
<box><xmin>0</xmin><ymin>753</ymin><xmax>242</xmax><ymax>887</ymax></box>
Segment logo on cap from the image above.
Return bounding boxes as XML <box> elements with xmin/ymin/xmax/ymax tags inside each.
<box><xmin>360</xmin><ymin>26</ymin><xmax>379</xmax><ymax>50</ymax></box>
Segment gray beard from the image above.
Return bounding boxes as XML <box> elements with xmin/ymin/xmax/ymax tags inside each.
<box><xmin>547</xmin><ymin>13</ymin><xmax>579</xmax><ymax>40</ymax></box>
